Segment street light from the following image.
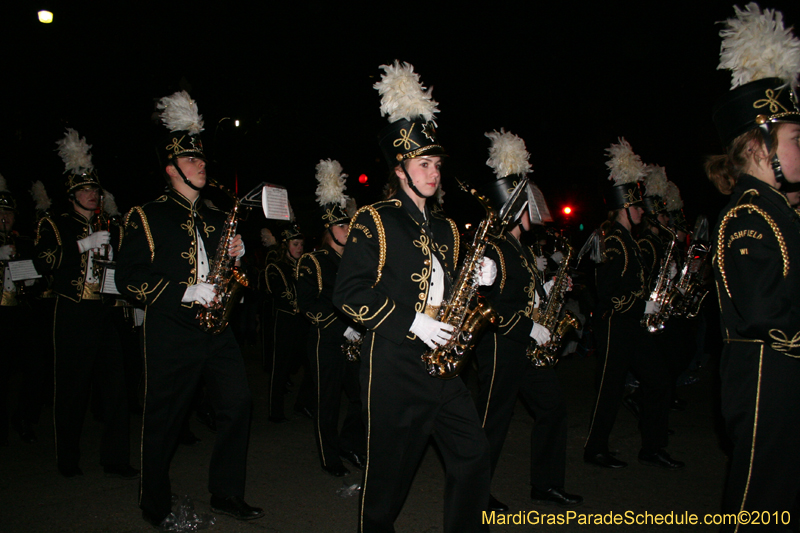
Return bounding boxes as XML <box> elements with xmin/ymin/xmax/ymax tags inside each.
<box><xmin>38</xmin><ymin>10</ymin><xmax>54</xmax><ymax>23</ymax></box>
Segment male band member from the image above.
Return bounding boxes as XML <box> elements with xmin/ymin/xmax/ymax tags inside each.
<box><xmin>296</xmin><ymin>159</ymin><xmax>366</xmax><ymax>477</ymax></box>
<box><xmin>334</xmin><ymin>61</ymin><xmax>494</xmax><ymax>533</ymax></box>
<box><xmin>34</xmin><ymin>129</ymin><xmax>135</xmax><ymax>478</ymax></box>
<box><xmin>115</xmin><ymin>91</ymin><xmax>262</xmax><ymax>528</ymax></box>
<box><xmin>475</xmin><ymin>130</ymin><xmax>582</xmax><ymax>511</ymax></box>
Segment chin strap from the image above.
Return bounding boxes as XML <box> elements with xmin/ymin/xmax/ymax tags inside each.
<box><xmin>758</xmin><ymin>123</ymin><xmax>787</xmax><ymax>186</ymax></box>
<box><xmin>327</xmin><ymin>226</ymin><xmax>346</xmax><ymax>248</ymax></box>
<box><xmin>400</xmin><ymin>160</ymin><xmax>433</xmax><ymax>200</ymax></box>
<box><xmin>172</xmin><ymin>159</ymin><xmax>203</xmax><ymax>191</ymax></box>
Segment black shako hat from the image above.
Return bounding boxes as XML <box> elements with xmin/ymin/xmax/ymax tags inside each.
<box><xmin>603</xmin><ymin>137</ymin><xmax>645</xmax><ymax>210</ymax></box>
<box><xmin>157</xmin><ymin>90</ymin><xmax>206</xmax><ymax>163</ymax></box>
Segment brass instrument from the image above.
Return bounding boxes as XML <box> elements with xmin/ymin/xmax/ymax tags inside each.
<box><xmin>421</xmin><ymin>178</ymin><xmax>527</xmax><ymax>379</ymax></box>
<box><xmin>342</xmin><ymin>337</ymin><xmax>362</xmax><ymax>362</ymax></box>
<box><xmin>196</xmin><ymin>182</ymin><xmax>250</xmax><ymax>334</ymax></box>
<box><xmin>671</xmin><ymin>242</ymin><xmax>711</xmax><ymax>319</ymax></box>
<box><xmin>526</xmin><ymin>234</ymin><xmax>580</xmax><ymax>368</ymax></box>
<box><xmin>641</xmin><ymin>223</ymin><xmax>678</xmax><ymax>334</ymax></box>
<box><xmin>90</xmin><ymin>194</ymin><xmax>111</xmax><ymax>279</ymax></box>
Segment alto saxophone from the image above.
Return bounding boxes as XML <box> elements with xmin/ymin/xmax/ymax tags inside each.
<box><xmin>641</xmin><ymin>224</ymin><xmax>678</xmax><ymax>334</ymax></box>
<box><xmin>196</xmin><ymin>183</ymin><xmax>250</xmax><ymax>334</ymax></box>
<box><xmin>526</xmin><ymin>235</ymin><xmax>580</xmax><ymax>368</ymax></box>
<box><xmin>671</xmin><ymin>241</ymin><xmax>711</xmax><ymax>319</ymax></box>
<box><xmin>421</xmin><ymin>183</ymin><xmax>501</xmax><ymax>379</ymax></box>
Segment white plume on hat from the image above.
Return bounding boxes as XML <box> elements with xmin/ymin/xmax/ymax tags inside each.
<box><xmin>315</xmin><ymin>159</ymin><xmax>348</xmax><ymax>208</ymax></box>
<box><xmin>157</xmin><ymin>90</ymin><xmax>204</xmax><ymax>134</ymax></box>
<box><xmin>56</xmin><ymin>129</ymin><xmax>94</xmax><ymax>175</ymax></box>
<box><xmin>485</xmin><ymin>129</ymin><xmax>532</xmax><ymax>179</ymax></box>
<box><xmin>605</xmin><ymin>137</ymin><xmax>646</xmax><ymax>185</ymax></box>
<box><xmin>664</xmin><ymin>181</ymin><xmax>684</xmax><ymax>211</ymax></box>
<box><xmin>103</xmin><ymin>189</ymin><xmax>120</xmax><ymax>216</ymax></box>
<box><xmin>644</xmin><ymin>164</ymin><xmax>669</xmax><ymax>198</ymax></box>
<box><xmin>30</xmin><ymin>181</ymin><xmax>51</xmax><ymax>212</ymax></box>
<box><xmin>374</xmin><ymin>61</ymin><xmax>440</xmax><ymax>124</ymax></box>
<box><xmin>260</xmin><ymin>228</ymin><xmax>276</xmax><ymax>248</ymax></box>
<box><xmin>718</xmin><ymin>3</ymin><xmax>800</xmax><ymax>89</ymax></box>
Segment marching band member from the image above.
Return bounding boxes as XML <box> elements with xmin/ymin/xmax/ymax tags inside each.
<box><xmin>475</xmin><ymin>130</ymin><xmax>582</xmax><ymax>510</ymax></box>
<box><xmin>33</xmin><ymin>129</ymin><xmax>134</xmax><ymax>479</ymax></box>
<box><xmin>296</xmin><ymin>159</ymin><xmax>366</xmax><ymax>477</ymax></box>
<box><xmin>333</xmin><ymin>60</ymin><xmax>492</xmax><ymax>533</ymax></box>
<box><xmin>583</xmin><ymin>138</ymin><xmax>682</xmax><ymax>470</ymax></box>
<box><xmin>706</xmin><ymin>5</ymin><xmax>800</xmax><ymax>527</ymax></box>
<box><xmin>115</xmin><ymin>91</ymin><xmax>261</xmax><ymax>528</ymax></box>
<box><xmin>264</xmin><ymin>222</ymin><xmax>313</xmax><ymax>422</ymax></box>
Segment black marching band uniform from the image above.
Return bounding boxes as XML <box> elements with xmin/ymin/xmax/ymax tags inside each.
<box><xmin>583</xmin><ymin>141</ymin><xmax>678</xmax><ymax>469</ymax></box>
<box><xmin>333</xmin><ymin>61</ymin><xmax>490</xmax><ymax>533</ymax></box>
<box><xmin>34</xmin><ymin>131</ymin><xmax>132</xmax><ymax>478</ymax></box>
<box><xmin>709</xmin><ymin>8</ymin><xmax>800</xmax><ymax>525</ymax></box>
<box><xmin>115</xmin><ymin>91</ymin><xmax>258</xmax><ymax>526</ymax></box>
<box><xmin>264</xmin><ymin>223</ymin><xmax>312</xmax><ymax>422</ymax></box>
<box><xmin>295</xmin><ymin>159</ymin><xmax>366</xmax><ymax>477</ymax></box>
<box><xmin>474</xmin><ymin>129</ymin><xmax>580</xmax><ymax>508</ymax></box>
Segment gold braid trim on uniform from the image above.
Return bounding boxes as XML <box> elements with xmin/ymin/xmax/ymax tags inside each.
<box><xmin>341</xmin><ymin>298</ymin><xmax>394</xmax><ymax>328</ymax></box>
<box><xmin>637</xmin><ymin>237</ymin><xmax>657</xmax><ymax>273</ymax></box>
<box><xmin>606</xmin><ymin>235</ymin><xmax>628</xmax><ymax>276</ymax></box>
<box><xmin>305</xmin><ymin>311</ymin><xmax>324</xmax><ymax>325</ymax></box>
<box><xmin>487</xmin><ymin>241</ymin><xmax>506</xmax><ymax>292</ymax></box>
<box><xmin>446</xmin><ymin>217</ymin><xmax>460</xmax><ymax>265</ymax></box>
<box><xmin>126</xmin><ymin>207</ymin><xmax>155</xmax><ymax>262</ymax></box>
<box><xmin>298</xmin><ymin>253</ymin><xmax>323</xmax><ymax>296</ymax></box>
<box><xmin>35</xmin><ymin>217</ymin><xmax>62</xmax><ymax>246</ymax></box>
<box><xmin>768</xmin><ymin>329</ymin><xmax>800</xmax><ymax>356</ymax></box>
<box><xmin>717</xmin><ymin>203</ymin><xmax>789</xmax><ymax>300</ymax></box>
<box><xmin>127</xmin><ymin>280</ymin><xmax>164</xmax><ymax>302</ymax></box>
<box><xmin>353</xmin><ymin>204</ymin><xmax>391</xmax><ymax>287</ymax></box>
<box><xmin>411</xmin><ymin>234</ymin><xmax>432</xmax><ymax>313</ymax></box>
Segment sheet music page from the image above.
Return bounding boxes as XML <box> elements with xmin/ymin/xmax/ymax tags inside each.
<box><xmin>101</xmin><ymin>267</ymin><xmax>121</xmax><ymax>295</ymax></box>
<box><xmin>530</xmin><ymin>185</ymin><xmax>553</xmax><ymax>223</ymax></box>
<box><xmin>8</xmin><ymin>260</ymin><xmax>42</xmax><ymax>281</ymax></box>
<box><xmin>262</xmin><ymin>185</ymin><xmax>290</xmax><ymax>221</ymax></box>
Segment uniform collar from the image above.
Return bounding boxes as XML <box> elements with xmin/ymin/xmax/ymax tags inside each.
<box><xmin>68</xmin><ymin>209</ymin><xmax>92</xmax><ymax>225</ymax></box>
<box><xmin>167</xmin><ymin>187</ymin><xmax>200</xmax><ymax>211</ymax></box>
<box><xmin>397</xmin><ymin>188</ymin><xmax>430</xmax><ymax>227</ymax></box>
<box><xmin>737</xmin><ymin>174</ymin><xmax>796</xmax><ymax>213</ymax></box>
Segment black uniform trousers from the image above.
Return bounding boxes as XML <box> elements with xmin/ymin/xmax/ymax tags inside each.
<box><xmin>139</xmin><ymin>307</ymin><xmax>252</xmax><ymax>522</ymax></box>
<box><xmin>476</xmin><ymin>332</ymin><xmax>567</xmax><ymax>491</ymax></box>
<box><xmin>585</xmin><ymin>312</ymin><xmax>669</xmax><ymax>456</ymax></box>
<box><xmin>720</xmin><ymin>342</ymin><xmax>800</xmax><ymax>532</ymax></box>
<box><xmin>661</xmin><ymin>316</ymin><xmax>697</xmax><ymax>402</ymax></box>
<box><xmin>310</xmin><ymin>327</ymin><xmax>365</xmax><ymax>470</ymax></box>
<box><xmin>268</xmin><ymin>310</ymin><xmax>310</xmax><ymax>419</ymax></box>
<box><xmin>359</xmin><ymin>333</ymin><xmax>490</xmax><ymax>533</ymax></box>
<box><xmin>53</xmin><ymin>297</ymin><xmax>129</xmax><ymax>470</ymax></box>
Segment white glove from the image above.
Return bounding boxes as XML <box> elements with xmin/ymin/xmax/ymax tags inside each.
<box><xmin>535</xmin><ymin>255</ymin><xmax>547</xmax><ymax>271</ymax></box>
<box><xmin>644</xmin><ymin>300</ymin><xmax>662</xmax><ymax>315</ymax></box>
<box><xmin>477</xmin><ymin>257</ymin><xmax>497</xmax><ymax>286</ymax></box>
<box><xmin>410</xmin><ymin>312</ymin><xmax>456</xmax><ymax>349</ymax></box>
<box><xmin>182</xmin><ymin>283</ymin><xmax>217</xmax><ymax>307</ymax></box>
<box><xmin>550</xmin><ymin>251</ymin><xmax>564</xmax><ymax>264</ymax></box>
<box><xmin>228</xmin><ymin>235</ymin><xmax>245</xmax><ymax>258</ymax></box>
<box><xmin>77</xmin><ymin>231</ymin><xmax>110</xmax><ymax>253</ymax></box>
<box><xmin>543</xmin><ymin>279</ymin><xmax>555</xmax><ymax>296</ymax></box>
<box><xmin>0</xmin><ymin>245</ymin><xmax>13</xmax><ymax>260</ymax></box>
<box><xmin>530</xmin><ymin>322</ymin><xmax>551</xmax><ymax>345</ymax></box>
<box><xmin>344</xmin><ymin>326</ymin><xmax>362</xmax><ymax>342</ymax></box>
<box><xmin>668</xmin><ymin>261</ymin><xmax>678</xmax><ymax>280</ymax></box>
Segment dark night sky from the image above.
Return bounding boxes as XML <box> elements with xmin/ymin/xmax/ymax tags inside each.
<box><xmin>4</xmin><ymin>1</ymin><xmax>800</xmax><ymax>241</ymax></box>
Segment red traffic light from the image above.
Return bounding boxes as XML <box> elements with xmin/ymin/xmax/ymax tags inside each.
<box><xmin>563</xmin><ymin>206</ymin><xmax>572</xmax><ymax>215</ymax></box>
<box><xmin>358</xmin><ymin>174</ymin><xmax>369</xmax><ymax>185</ymax></box>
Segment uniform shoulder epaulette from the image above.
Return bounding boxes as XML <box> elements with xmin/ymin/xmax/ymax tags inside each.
<box><xmin>296</xmin><ymin>251</ymin><xmax>323</xmax><ymax>295</ymax></box>
<box><xmin>124</xmin><ymin>206</ymin><xmax>155</xmax><ymax>262</ymax></box>
<box><xmin>35</xmin><ymin>215</ymin><xmax>61</xmax><ymax>246</ymax></box>
<box><xmin>486</xmin><ymin>240</ymin><xmax>507</xmax><ymax>292</ymax></box>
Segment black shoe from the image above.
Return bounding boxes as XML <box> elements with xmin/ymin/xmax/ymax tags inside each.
<box><xmin>638</xmin><ymin>449</ymin><xmax>685</xmax><ymax>469</ymax></box>
<box><xmin>104</xmin><ymin>464</ymin><xmax>140</xmax><ymax>479</ymax></box>
<box><xmin>58</xmin><ymin>465</ymin><xmax>84</xmax><ymax>478</ymax></box>
<box><xmin>488</xmin><ymin>494</ymin><xmax>508</xmax><ymax>512</ymax></box>
<box><xmin>142</xmin><ymin>510</ymin><xmax>179</xmax><ymax>531</ymax></box>
<box><xmin>583</xmin><ymin>451</ymin><xmax>628</xmax><ymax>469</ymax></box>
<box><xmin>322</xmin><ymin>463</ymin><xmax>350</xmax><ymax>477</ymax></box>
<box><xmin>531</xmin><ymin>487</ymin><xmax>584</xmax><ymax>507</ymax></box>
<box><xmin>268</xmin><ymin>415</ymin><xmax>289</xmax><ymax>423</ymax></box>
<box><xmin>294</xmin><ymin>406</ymin><xmax>314</xmax><ymax>419</ymax></box>
<box><xmin>622</xmin><ymin>394</ymin><xmax>641</xmax><ymax>419</ymax></box>
<box><xmin>210</xmin><ymin>495</ymin><xmax>265</xmax><ymax>520</ymax></box>
<box><xmin>340</xmin><ymin>450</ymin><xmax>367</xmax><ymax>470</ymax></box>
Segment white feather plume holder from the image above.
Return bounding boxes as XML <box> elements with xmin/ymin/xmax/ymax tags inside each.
<box><xmin>374</xmin><ymin>61</ymin><xmax>439</xmax><ymax>124</ymax></box>
<box><xmin>718</xmin><ymin>3</ymin><xmax>800</xmax><ymax>90</ymax></box>
<box><xmin>605</xmin><ymin>137</ymin><xmax>646</xmax><ymax>185</ymax></box>
<box><xmin>664</xmin><ymin>181</ymin><xmax>683</xmax><ymax>211</ymax></box>
<box><xmin>485</xmin><ymin>129</ymin><xmax>532</xmax><ymax>179</ymax></box>
<box><xmin>158</xmin><ymin>90</ymin><xmax>204</xmax><ymax>134</ymax></box>
<box><xmin>315</xmin><ymin>159</ymin><xmax>348</xmax><ymax>208</ymax></box>
<box><xmin>56</xmin><ymin>128</ymin><xmax>94</xmax><ymax>175</ymax></box>
<box><xmin>644</xmin><ymin>164</ymin><xmax>669</xmax><ymax>198</ymax></box>
<box><xmin>30</xmin><ymin>181</ymin><xmax>51</xmax><ymax>212</ymax></box>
